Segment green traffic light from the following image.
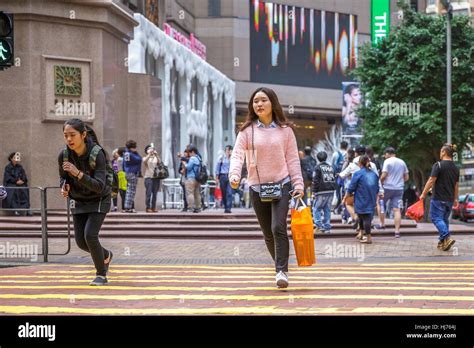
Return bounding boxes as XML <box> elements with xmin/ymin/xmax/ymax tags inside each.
<box><xmin>0</xmin><ymin>38</ymin><xmax>12</xmax><ymax>62</ymax></box>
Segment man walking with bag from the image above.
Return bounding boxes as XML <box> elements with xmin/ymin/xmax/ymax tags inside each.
<box><xmin>420</xmin><ymin>144</ymin><xmax>459</xmax><ymax>251</ymax></box>
<box><xmin>312</xmin><ymin>151</ymin><xmax>336</xmax><ymax>234</ymax></box>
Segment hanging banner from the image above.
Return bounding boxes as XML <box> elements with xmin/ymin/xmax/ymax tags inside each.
<box><xmin>371</xmin><ymin>0</ymin><xmax>390</xmax><ymax>46</ymax></box>
<box><xmin>342</xmin><ymin>82</ymin><xmax>363</xmax><ymax>145</ymax></box>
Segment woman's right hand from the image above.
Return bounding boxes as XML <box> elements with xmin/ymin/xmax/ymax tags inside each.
<box><xmin>61</xmin><ymin>184</ymin><xmax>70</xmax><ymax>198</ymax></box>
<box><xmin>230</xmin><ymin>176</ymin><xmax>240</xmax><ymax>190</ymax></box>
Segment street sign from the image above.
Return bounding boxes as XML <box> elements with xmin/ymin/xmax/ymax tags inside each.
<box><xmin>0</xmin><ymin>12</ymin><xmax>14</xmax><ymax>69</ymax></box>
<box><xmin>371</xmin><ymin>0</ymin><xmax>390</xmax><ymax>46</ymax></box>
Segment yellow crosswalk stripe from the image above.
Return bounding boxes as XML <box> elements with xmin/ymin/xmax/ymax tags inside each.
<box><xmin>0</xmin><ymin>284</ymin><xmax>471</xmax><ymax>292</ymax></box>
<box><xmin>1</xmin><ymin>274</ymin><xmax>473</xmax><ymax>280</ymax></box>
<box><xmin>0</xmin><ymin>279</ymin><xmax>471</xmax><ymax>286</ymax></box>
<box><xmin>33</xmin><ymin>269</ymin><xmax>474</xmax><ymax>276</ymax></box>
<box><xmin>0</xmin><ymin>305</ymin><xmax>472</xmax><ymax>315</ymax></box>
<box><xmin>0</xmin><ymin>293</ymin><xmax>472</xmax><ymax>301</ymax></box>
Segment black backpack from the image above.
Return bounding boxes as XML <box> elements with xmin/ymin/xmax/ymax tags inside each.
<box><xmin>195</xmin><ymin>155</ymin><xmax>209</xmax><ymax>184</ymax></box>
<box><xmin>302</xmin><ymin>156</ymin><xmax>316</xmax><ymax>181</ymax></box>
<box><xmin>63</xmin><ymin>145</ymin><xmax>119</xmax><ymax>198</ymax></box>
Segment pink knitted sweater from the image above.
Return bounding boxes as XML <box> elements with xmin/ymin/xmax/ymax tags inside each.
<box><xmin>229</xmin><ymin>124</ymin><xmax>304</xmax><ymax>191</ymax></box>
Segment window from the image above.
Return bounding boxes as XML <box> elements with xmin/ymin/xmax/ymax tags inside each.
<box><xmin>410</xmin><ymin>0</ymin><xmax>418</xmax><ymax>11</ymax></box>
<box><xmin>208</xmin><ymin>0</ymin><xmax>221</xmax><ymax>17</ymax></box>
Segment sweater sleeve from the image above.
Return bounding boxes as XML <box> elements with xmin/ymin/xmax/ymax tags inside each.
<box><xmin>229</xmin><ymin>130</ymin><xmax>248</xmax><ymax>183</ymax></box>
<box><xmin>77</xmin><ymin>150</ymin><xmax>108</xmax><ymax>194</ymax></box>
<box><xmin>285</xmin><ymin>128</ymin><xmax>304</xmax><ymax>191</ymax></box>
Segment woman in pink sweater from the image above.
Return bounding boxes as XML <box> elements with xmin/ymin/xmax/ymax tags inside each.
<box><xmin>229</xmin><ymin>87</ymin><xmax>304</xmax><ymax>289</ymax></box>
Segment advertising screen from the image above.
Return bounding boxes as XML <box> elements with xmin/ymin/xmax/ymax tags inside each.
<box><xmin>250</xmin><ymin>1</ymin><xmax>358</xmax><ymax>89</ymax></box>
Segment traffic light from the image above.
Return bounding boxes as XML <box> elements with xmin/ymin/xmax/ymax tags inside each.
<box><xmin>0</xmin><ymin>12</ymin><xmax>14</xmax><ymax>70</ymax></box>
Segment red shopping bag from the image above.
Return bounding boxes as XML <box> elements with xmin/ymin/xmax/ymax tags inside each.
<box><xmin>290</xmin><ymin>198</ymin><xmax>315</xmax><ymax>267</ymax></box>
<box><xmin>406</xmin><ymin>199</ymin><xmax>424</xmax><ymax>222</ymax></box>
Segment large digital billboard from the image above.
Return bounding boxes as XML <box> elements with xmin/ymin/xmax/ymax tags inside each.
<box><xmin>250</xmin><ymin>1</ymin><xmax>358</xmax><ymax>89</ymax></box>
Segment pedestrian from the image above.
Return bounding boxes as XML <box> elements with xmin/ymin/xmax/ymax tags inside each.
<box><xmin>345</xmin><ymin>155</ymin><xmax>380</xmax><ymax>244</ymax></box>
<box><xmin>339</xmin><ymin>145</ymin><xmax>384</xmax><ymax>231</ymax></box>
<box><xmin>123</xmin><ymin>140</ymin><xmax>142</xmax><ymax>213</ymax></box>
<box><xmin>312</xmin><ymin>151</ymin><xmax>336</xmax><ymax>234</ymax></box>
<box><xmin>331</xmin><ymin>141</ymin><xmax>349</xmax><ymax>214</ymax></box>
<box><xmin>143</xmin><ymin>144</ymin><xmax>161</xmax><ymax>213</ymax></box>
<box><xmin>59</xmin><ymin>118</ymin><xmax>113</xmax><ymax>286</ymax></box>
<box><xmin>215</xmin><ymin>145</ymin><xmax>233</xmax><ymax>213</ymax></box>
<box><xmin>403</xmin><ymin>183</ymin><xmax>419</xmax><ymax>216</ymax></box>
<box><xmin>420</xmin><ymin>144</ymin><xmax>459</xmax><ymax>251</ymax></box>
<box><xmin>178</xmin><ymin>149</ymin><xmax>190</xmax><ymax>212</ymax></box>
<box><xmin>300</xmin><ymin>146</ymin><xmax>317</xmax><ymax>199</ymax></box>
<box><xmin>2</xmin><ymin>152</ymin><xmax>32</xmax><ymax>216</ymax></box>
<box><xmin>111</xmin><ymin>148</ymin><xmax>126</xmax><ymax>212</ymax></box>
<box><xmin>229</xmin><ymin>87</ymin><xmax>304</xmax><ymax>289</ymax></box>
<box><xmin>184</xmin><ymin>144</ymin><xmax>202</xmax><ymax>213</ymax></box>
<box><xmin>380</xmin><ymin>147</ymin><xmax>409</xmax><ymax>238</ymax></box>
<box><xmin>340</xmin><ymin>148</ymin><xmax>355</xmax><ymax>224</ymax></box>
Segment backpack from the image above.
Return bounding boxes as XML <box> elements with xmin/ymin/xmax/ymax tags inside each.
<box><xmin>333</xmin><ymin>151</ymin><xmax>345</xmax><ymax>174</ymax></box>
<box><xmin>302</xmin><ymin>156</ymin><xmax>316</xmax><ymax>181</ymax></box>
<box><xmin>63</xmin><ymin>145</ymin><xmax>119</xmax><ymax>198</ymax></box>
<box><xmin>195</xmin><ymin>155</ymin><xmax>209</xmax><ymax>184</ymax></box>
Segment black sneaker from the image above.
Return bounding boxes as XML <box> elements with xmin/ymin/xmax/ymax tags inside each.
<box><xmin>90</xmin><ymin>275</ymin><xmax>108</xmax><ymax>286</ymax></box>
<box><xmin>193</xmin><ymin>209</ymin><xmax>201</xmax><ymax>213</ymax></box>
<box><xmin>180</xmin><ymin>208</ymin><xmax>188</xmax><ymax>212</ymax></box>
<box><xmin>104</xmin><ymin>251</ymin><xmax>113</xmax><ymax>275</ymax></box>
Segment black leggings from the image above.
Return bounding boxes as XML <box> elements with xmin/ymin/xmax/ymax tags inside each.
<box><xmin>73</xmin><ymin>213</ymin><xmax>109</xmax><ymax>276</ymax></box>
<box><xmin>358</xmin><ymin>213</ymin><xmax>373</xmax><ymax>236</ymax></box>
<box><xmin>251</xmin><ymin>183</ymin><xmax>291</xmax><ymax>273</ymax></box>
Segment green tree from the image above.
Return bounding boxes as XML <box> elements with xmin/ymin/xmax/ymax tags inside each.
<box><xmin>351</xmin><ymin>1</ymin><xmax>474</xmax><ymax>189</ymax></box>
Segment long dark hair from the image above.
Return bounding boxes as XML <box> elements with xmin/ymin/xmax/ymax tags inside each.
<box><xmin>63</xmin><ymin>119</ymin><xmax>108</xmax><ymax>160</ymax></box>
<box><xmin>63</xmin><ymin>118</ymin><xmax>100</xmax><ymax>147</ymax></box>
<box><xmin>240</xmin><ymin>87</ymin><xmax>294</xmax><ymax>132</ymax></box>
<box><xmin>359</xmin><ymin>155</ymin><xmax>371</xmax><ymax>169</ymax></box>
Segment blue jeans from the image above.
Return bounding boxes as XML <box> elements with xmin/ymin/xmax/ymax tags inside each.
<box><xmin>312</xmin><ymin>192</ymin><xmax>333</xmax><ymax>231</ymax></box>
<box><xmin>219</xmin><ymin>175</ymin><xmax>233</xmax><ymax>212</ymax></box>
<box><xmin>430</xmin><ymin>199</ymin><xmax>453</xmax><ymax>241</ymax></box>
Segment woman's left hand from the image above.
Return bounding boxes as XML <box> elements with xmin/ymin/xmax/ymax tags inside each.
<box><xmin>291</xmin><ymin>189</ymin><xmax>304</xmax><ymax>199</ymax></box>
<box><xmin>63</xmin><ymin>162</ymin><xmax>80</xmax><ymax>177</ymax></box>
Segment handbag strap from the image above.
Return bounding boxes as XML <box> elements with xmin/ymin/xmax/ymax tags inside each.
<box><xmin>252</xmin><ymin>124</ymin><xmax>262</xmax><ymax>186</ymax></box>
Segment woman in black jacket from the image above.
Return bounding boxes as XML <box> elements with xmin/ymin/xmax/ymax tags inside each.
<box><xmin>59</xmin><ymin>118</ymin><xmax>113</xmax><ymax>286</ymax></box>
<box><xmin>2</xmin><ymin>152</ymin><xmax>32</xmax><ymax>216</ymax></box>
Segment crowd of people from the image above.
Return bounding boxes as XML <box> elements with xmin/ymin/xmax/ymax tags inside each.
<box><xmin>0</xmin><ymin>88</ymin><xmax>461</xmax><ymax>288</ymax></box>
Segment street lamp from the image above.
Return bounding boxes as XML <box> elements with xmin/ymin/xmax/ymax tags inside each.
<box><xmin>440</xmin><ymin>0</ymin><xmax>453</xmax><ymax>144</ymax></box>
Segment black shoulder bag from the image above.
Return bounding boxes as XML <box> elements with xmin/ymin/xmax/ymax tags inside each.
<box><xmin>252</xmin><ymin>124</ymin><xmax>282</xmax><ymax>202</ymax></box>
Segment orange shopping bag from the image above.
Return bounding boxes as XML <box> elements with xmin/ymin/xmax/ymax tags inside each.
<box><xmin>406</xmin><ymin>199</ymin><xmax>424</xmax><ymax>222</ymax></box>
<box><xmin>291</xmin><ymin>197</ymin><xmax>315</xmax><ymax>267</ymax></box>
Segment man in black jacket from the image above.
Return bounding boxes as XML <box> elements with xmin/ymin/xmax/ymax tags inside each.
<box><xmin>312</xmin><ymin>151</ymin><xmax>336</xmax><ymax>233</ymax></box>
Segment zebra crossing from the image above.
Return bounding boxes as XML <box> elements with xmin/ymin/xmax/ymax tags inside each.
<box><xmin>0</xmin><ymin>262</ymin><xmax>472</xmax><ymax>315</ymax></box>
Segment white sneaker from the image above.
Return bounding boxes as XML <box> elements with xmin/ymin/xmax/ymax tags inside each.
<box><xmin>276</xmin><ymin>271</ymin><xmax>289</xmax><ymax>289</ymax></box>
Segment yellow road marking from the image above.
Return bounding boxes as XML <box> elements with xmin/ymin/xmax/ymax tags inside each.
<box><xmin>33</xmin><ymin>270</ymin><xmax>474</xmax><ymax>276</ymax></box>
<box><xmin>0</xmin><ymin>279</ymin><xmax>471</xmax><ymax>286</ymax></box>
<box><xmin>0</xmin><ymin>284</ymin><xmax>471</xmax><ymax>292</ymax></box>
<box><xmin>1</xmin><ymin>275</ymin><xmax>473</xmax><ymax>280</ymax></box>
<box><xmin>0</xmin><ymin>293</ymin><xmax>471</xmax><ymax>301</ymax></box>
<box><xmin>0</xmin><ymin>305</ymin><xmax>472</xmax><ymax>315</ymax></box>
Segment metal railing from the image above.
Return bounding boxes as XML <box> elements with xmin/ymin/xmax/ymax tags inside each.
<box><xmin>0</xmin><ymin>186</ymin><xmax>71</xmax><ymax>262</ymax></box>
<box><xmin>161</xmin><ymin>179</ymin><xmax>219</xmax><ymax>210</ymax></box>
